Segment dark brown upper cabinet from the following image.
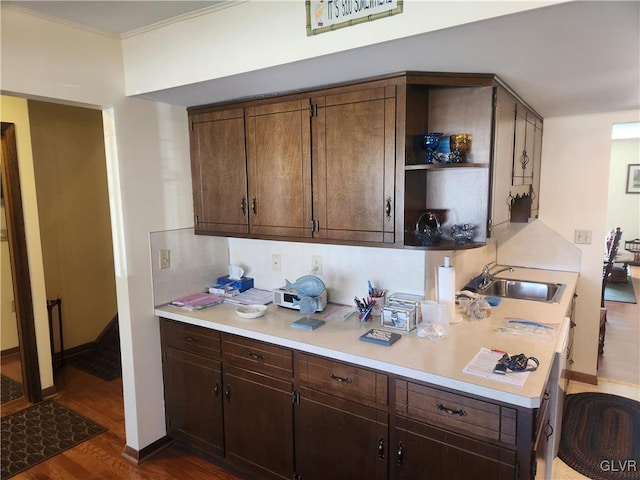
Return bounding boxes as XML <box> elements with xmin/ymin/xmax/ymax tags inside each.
<box><xmin>245</xmin><ymin>99</ymin><xmax>313</xmax><ymax>239</ymax></box>
<box><xmin>188</xmin><ymin>72</ymin><xmax>541</xmax><ymax>249</ymax></box>
<box><xmin>190</xmin><ymin>107</ymin><xmax>249</xmax><ymax>235</ymax></box>
<box><xmin>311</xmin><ymin>81</ymin><xmax>397</xmax><ymax>245</ymax></box>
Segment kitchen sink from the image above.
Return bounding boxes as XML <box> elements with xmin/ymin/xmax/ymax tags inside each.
<box><xmin>480</xmin><ymin>279</ymin><xmax>565</xmax><ymax>303</ymax></box>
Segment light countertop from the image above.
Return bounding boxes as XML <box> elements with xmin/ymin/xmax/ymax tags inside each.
<box><xmin>155</xmin><ymin>267</ymin><xmax>578</xmax><ymax>409</ymax></box>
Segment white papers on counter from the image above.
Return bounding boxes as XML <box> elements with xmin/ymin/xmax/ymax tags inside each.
<box><xmin>223</xmin><ymin>288</ymin><xmax>273</xmax><ymax>305</ymax></box>
<box><xmin>462</xmin><ymin>347</ymin><xmax>530</xmax><ymax>387</ymax></box>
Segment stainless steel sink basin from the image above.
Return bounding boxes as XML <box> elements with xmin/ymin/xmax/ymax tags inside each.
<box><xmin>480</xmin><ymin>278</ymin><xmax>566</xmax><ymax>303</ymax></box>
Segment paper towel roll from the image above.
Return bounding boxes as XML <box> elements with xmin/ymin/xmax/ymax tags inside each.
<box><xmin>437</xmin><ymin>257</ymin><xmax>457</xmax><ymax>324</ymax></box>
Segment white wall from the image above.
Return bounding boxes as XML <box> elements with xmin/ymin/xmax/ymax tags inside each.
<box><xmin>540</xmin><ymin>110</ymin><xmax>640</xmax><ymax>378</ymax></box>
<box><xmin>0</xmin><ymin>8</ymin><xmax>123</xmax><ymax>108</ymax></box>
<box><xmin>1</xmin><ymin>7</ymin><xmax>195</xmax><ymax>450</ymax></box>
<box><xmin>122</xmin><ymin>1</ymin><xmax>553</xmax><ymax>96</ymax></box>
<box><xmin>150</xmin><ymin>228</ymin><xmax>229</xmax><ymax>307</ymax></box>
<box><xmin>102</xmin><ymin>99</ymin><xmax>195</xmax><ymax>449</ymax></box>
<box><xmin>228</xmin><ymin>238</ymin><xmax>427</xmax><ymax>304</ymax></box>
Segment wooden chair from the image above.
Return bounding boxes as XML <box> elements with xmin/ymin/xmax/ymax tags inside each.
<box><xmin>624</xmin><ymin>238</ymin><xmax>640</xmax><ymax>266</ymax></box>
<box><xmin>600</xmin><ymin>227</ymin><xmax>622</xmax><ymax>357</ymax></box>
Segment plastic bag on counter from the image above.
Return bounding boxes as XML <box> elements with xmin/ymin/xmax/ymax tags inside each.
<box><xmin>465</xmin><ymin>298</ymin><xmax>492</xmax><ymax>321</ymax></box>
<box><xmin>417</xmin><ymin>302</ymin><xmax>449</xmax><ymax>342</ymax></box>
<box><xmin>496</xmin><ymin>318</ymin><xmax>560</xmax><ymax>338</ymax></box>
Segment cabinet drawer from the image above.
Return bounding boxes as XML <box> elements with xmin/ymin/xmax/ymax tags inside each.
<box><xmin>396</xmin><ymin>380</ymin><xmax>516</xmax><ymax>445</ymax></box>
<box><xmin>160</xmin><ymin>319</ymin><xmax>220</xmax><ymax>359</ymax></box>
<box><xmin>222</xmin><ymin>334</ymin><xmax>293</xmax><ymax>378</ymax></box>
<box><xmin>296</xmin><ymin>353</ymin><xmax>388</xmax><ymax>408</ymax></box>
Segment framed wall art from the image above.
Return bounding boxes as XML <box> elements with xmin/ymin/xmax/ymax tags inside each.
<box><xmin>306</xmin><ymin>0</ymin><xmax>403</xmax><ymax>35</ymax></box>
<box><xmin>626</xmin><ymin>164</ymin><xmax>640</xmax><ymax>194</ymax></box>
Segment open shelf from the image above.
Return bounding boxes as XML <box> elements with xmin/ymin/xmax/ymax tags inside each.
<box><xmin>405</xmin><ymin>163</ymin><xmax>489</xmax><ymax>171</ymax></box>
<box><xmin>403</xmin><ymin>232</ymin><xmax>486</xmax><ymax>250</ymax></box>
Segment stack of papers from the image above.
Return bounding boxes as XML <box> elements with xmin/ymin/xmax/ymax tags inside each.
<box><xmin>170</xmin><ymin>292</ymin><xmax>224</xmax><ymax>311</ymax></box>
<box><xmin>223</xmin><ymin>288</ymin><xmax>273</xmax><ymax>305</ymax></box>
<box><xmin>462</xmin><ymin>348</ymin><xmax>530</xmax><ymax>387</ymax></box>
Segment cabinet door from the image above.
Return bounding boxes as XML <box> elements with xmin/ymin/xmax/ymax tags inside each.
<box><xmin>223</xmin><ymin>364</ymin><xmax>294</xmax><ymax>480</ymax></box>
<box><xmin>530</xmin><ymin>120</ymin><xmax>543</xmax><ymax>219</ymax></box>
<box><xmin>245</xmin><ymin>99</ymin><xmax>312</xmax><ymax>238</ymax></box>
<box><xmin>162</xmin><ymin>347</ymin><xmax>224</xmax><ymax>457</ymax></box>
<box><xmin>190</xmin><ymin>108</ymin><xmax>249</xmax><ymax>235</ymax></box>
<box><xmin>489</xmin><ymin>86</ymin><xmax>516</xmax><ymax>236</ymax></box>
<box><xmin>312</xmin><ymin>85</ymin><xmax>396</xmax><ymax>244</ymax></box>
<box><xmin>534</xmin><ymin>392</ymin><xmax>553</xmax><ymax>480</ymax></box>
<box><xmin>512</xmin><ymin>105</ymin><xmax>535</xmax><ymax>186</ymax></box>
<box><xmin>295</xmin><ymin>386</ymin><xmax>388</xmax><ymax>480</ymax></box>
<box><xmin>393</xmin><ymin>417</ymin><xmax>516</xmax><ymax>480</ymax></box>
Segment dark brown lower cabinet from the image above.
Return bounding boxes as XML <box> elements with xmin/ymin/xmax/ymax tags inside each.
<box><xmin>294</xmin><ymin>386</ymin><xmax>388</xmax><ymax>480</ymax></box>
<box><xmin>159</xmin><ymin>319</ymin><xmax>547</xmax><ymax>480</ymax></box>
<box><xmin>393</xmin><ymin>416</ymin><xmax>516</xmax><ymax>480</ymax></box>
<box><xmin>222</xmin><ymin>363</ymin><xmax>294</xmax><ymax>480</ymax></box>
<box><xmin>162</xmin><ymin>347</ymin><xmax>224</xmax><ymax>457</ymax></box>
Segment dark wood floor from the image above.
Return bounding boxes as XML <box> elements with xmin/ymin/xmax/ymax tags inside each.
<box><xmin>1</xmin><ymin>358</ymin><xmax>244</xmax><ymax>480</ymax></box>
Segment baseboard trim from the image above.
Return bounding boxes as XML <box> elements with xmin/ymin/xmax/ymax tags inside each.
<box><xmin>122</xmin><ymin>436</ymin><xmax>174</xmax><ymax>465</ymax></box>
<box><xmin>570</xmin><ymin>370</ymin><xmax>598</xmax><ymax>385</ymax></box>
<box><xmin>1</xmin><ymin>346</ymin><xmax>20</xmax><ymax>358</ymax></box>
<box><xmin>41</xmin><ymin>385</ymin><xmax>57</xmax><ymax>398</ymax></box>
<box><xmin>63</xmin><ymin>341</ymin><xmax>96</xmax><ymax>358</ymax></box>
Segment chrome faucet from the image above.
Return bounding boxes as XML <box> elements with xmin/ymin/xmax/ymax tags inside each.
<box><xmin>479</xmin><ymin>263</ymin><xmax>515</xmax><ymax>290</ymax></box>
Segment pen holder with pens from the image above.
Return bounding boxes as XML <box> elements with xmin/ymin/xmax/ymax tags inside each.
<box><xmin>371</xmin><ymin>293</ymin><xmax>385</xmax><ymax>319</ymax></box>
<box><xmin>354</xmin><ymin>296</ymin><xmax>375</xmax><ymax>322</ymax></box>
<box><xmin>363</xmin><ymin>281</ymin><xmax>385</xmax><ymax>322</ymax></box>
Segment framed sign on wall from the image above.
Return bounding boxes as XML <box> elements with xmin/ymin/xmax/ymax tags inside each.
<box><xmin>306</xmin><ymin>0</ymin><xmax>403</xmax><ymax>35</ymax></box>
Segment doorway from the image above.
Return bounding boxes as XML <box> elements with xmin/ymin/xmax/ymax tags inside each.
<box><xmin>1</xmin><ymin>98</ymin><xmax>119</xmax><ymax>410</ymax></box>
<box><xmin>599</xmin><ymin>122</ymin><xmax>640</xmax><ymax>384</ymax></box>
<box><xmin>1</xmin><ymin>122</ymin><xmax>42</xmax><ymax>408</ymax></box>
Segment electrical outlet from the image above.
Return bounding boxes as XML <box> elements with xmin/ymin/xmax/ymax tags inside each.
<box><xmin>159</xmin><ymin>249</ymin><xmax>171</xmax><ymax>269</ymax></box>
<box><xmin>312</xmin><ymin>255</ymin><xmax>322</xmax><ymax>274</ymax></box>
<box><xmin>272</xmin><ymin>254</ymin><xmax>281</xmax><ymax>272</ymax></box>
<box><xmin>574</xmin><ymin>229</ymin><xmax>593</xmax><ymax>245</ymax></box>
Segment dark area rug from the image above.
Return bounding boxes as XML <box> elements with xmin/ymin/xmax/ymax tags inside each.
<box><xmin>605</xmin><ymin>279</ymin><xmax>637</xmax><ymax>304</ymax></box>
<box><xmin>67</xmin><ymin>315</ymin><xmax>121</xmax><ymax>381</ymax></box>
<box><xmin>1</xmin><ymin>375</ymin><xmax>24</xmax><ymax>404</ymax></box>
<box><xmin>67</xmin><ymin>343</ymin><xmax>121</xmax><ymax>381</ymax></box>
<box><xmin>0</xmin><ymin>401</ymin><xmax>107</xmax><ymax>479</ymax></box>
<box><xmin>559</xmin><ymin>392</ymin><xmax>640</xmax><ymax>480</ymax></box>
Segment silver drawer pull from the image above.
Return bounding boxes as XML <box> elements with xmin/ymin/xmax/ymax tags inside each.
<box><xmin>184</xmin><ymin>336</ymin><xmax>198</xmax><ymax>343</ymax></box>
<box><xmin>436</xmin><ymin>403</ymin><xmax>468</xmax><ymax>416</ymax></box>
<box><xmin>248</xmin><ymin>351</ymin><xmax>264</xmax><ymax>360</ymax></box>
<box><xmin>330</xmin><ymin>373</ymin><xmax>353</xmax><ymax>384</ymax></box>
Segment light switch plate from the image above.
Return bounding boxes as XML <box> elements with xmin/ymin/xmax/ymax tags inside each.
<box><xmin>272</xmin><ymin>254</ymin><xmax>281</xmax><ymax>272</ymax></box>
<box><xmin>159</xmin><ymin>249</ymin><xmax>171</xmax><ymax>269</ymax></box>
<box><xmin>574</xmin><ymin>229</ymin><xmax>592</xmax><ymax>245</ymax></box>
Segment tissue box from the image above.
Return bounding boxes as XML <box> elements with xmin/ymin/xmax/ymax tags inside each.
<box><xmin>208</xmin><ymin>283</ymin><xmax>240</xmax><ymax>296</ymax></box>
<box><xmin>215</xmin><ymin>275</ymin><xmax>254</xmax><ymax>293</ymax></box>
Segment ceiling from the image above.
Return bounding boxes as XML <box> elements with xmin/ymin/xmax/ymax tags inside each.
<box><xmin>4</xmin><ymin>1</ymin><xmax>226</xmax><ymax>35</ymax></box>
<box><xmin>5</xmin><ymin>1</ymin><xmax>640</xmax><ymax>118</ymax></box>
